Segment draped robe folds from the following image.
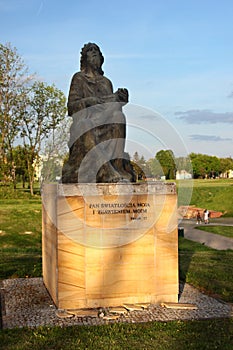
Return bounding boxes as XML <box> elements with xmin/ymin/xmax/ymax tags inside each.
<box><xmin>61</xmin><ymin>72</ymin><xmax>136</xmax><ymax>183</ymax></box>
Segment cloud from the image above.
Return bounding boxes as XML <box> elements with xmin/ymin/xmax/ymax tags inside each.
<box><xmin>175</xmin><ymin>109</ymin><xmax>233</xmax><ymax>124</ymax></box>
<box><xmin>189</xmin><ymin>134</ymin><xmax>232</xmax><ymax>142</ymax></box>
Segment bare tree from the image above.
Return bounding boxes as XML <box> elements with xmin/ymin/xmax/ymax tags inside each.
<box><xmin>0</xmin><ymin>42</ymin><xmax>34</xmax><ymax>185</ymax></box>
<box><xmin>40</xmin><ymin>117</ymin><xmax>71</xmax><ymax>183</ymax></box>
<box><xmin>21</xmin><ymin>81</ymin><xmax>67</xmax><ymax>194</ymax></box>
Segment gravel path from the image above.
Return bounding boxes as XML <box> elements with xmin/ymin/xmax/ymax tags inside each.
<box><xmin>1</xmin><ymin>278</ymin><xmax>232</xmax><ymax>329</ymax></box>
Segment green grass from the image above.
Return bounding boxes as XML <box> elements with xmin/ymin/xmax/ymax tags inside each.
<box><xmin>0</xmin><ymin>182</ymin><xmax>41</xmax><ymax>199</ymax></box>
<box><xmin>0</xmin><ymin>319</ymin><xmax>233</xmax><ymax>350</ymax></box>
<box><xmin>192</xmin><ymin>179</ymin><xmax>233</xmax><ymax>187</ymax></box>
<box><xmin>177</xmin><ymin>178</ymin><xmax>233</xmax><ymax>216</ymax></box>
<box><xmin>0</xmin><ymin>198</ymin><xmax>42</xmax><ymax>279</ymax></box>
<box><xmin>195</xmin><ymin>225</ymin><xmax>233</xmax><ymax>238</ymax></box>
<box><xmin>190</xmin><ymin>179</ymin><xmax>233</xmax><ymax>216</ymax></box>
<box><xmin>179</xmin><ymin>237</ymin><xmax>233</xmax><ymax>302</ymax></box>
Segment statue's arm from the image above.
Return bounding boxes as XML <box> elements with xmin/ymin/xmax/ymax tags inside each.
<box><xmin>67</xmin><ymin>73</ymin><xmax>104</xmax><ymax>115</ymax></box>
<box><xmin>102</xmin><ymin>77</ymin><xmax>129</xmax><ymax>105</ymax></box>
<box><xmin>67</xmin><ymin>73</ymin><xmax>129</xmax><ymax>116</ymax></box>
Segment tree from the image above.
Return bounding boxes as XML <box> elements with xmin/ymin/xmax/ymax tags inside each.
<box><xmin>189</xmin><ymin>153</ymin><xmax>205</xmax><ymax>178</ymax></box>
<box><xmin>175</xmin><ymin>156</ymin><xmax>192</xmax><ymax>173</ymax></box>
<box><xmin>148</xmin><ymin>157</ymin><xmax>163</xmax><ymax>179</ymax></box>
<box><xmin>21</xmin><ymin>81</ymin><xmax>67</xmax><ymax>195</ymax></box>
<box><xmin>139</xmin><ymin>155</ymin><xmax>153</xmax><ymax>178</ymax></box>
<box><xmin>132</xmin><ymin>152</ymin><xmax>140</xmax><ymax>163</ymax></box>
<box><xmin>0</xmin><ymin>42</ymin><xmax>33</xmax><ymax>183</ymax></box>
<box><xmin>155</xmin><ymin>150</ymin><xmax>176</xmax><ymax>179</ymax></box>
<box><xmin>131</xmin><ymin>152</ymin><xmax>146</xmax><ymax>180</ymax></box>
<box><xmin>10</xmin><ymin>145</ymin><xmax>29</xmax><ymax>188</ymax></box>
<box><xmin>190</xmin><ymin>153</ymin><xmax>221</xmax><ymax>178</ymax></box>
<box><xmin>40</xmin><ymin>117</ymin><xmax>71</xmax><ymax>182</ymax></box>
<box><xmin>219</xmin><ymin>157</ymin><xmax>233</xmax><ymax>177</ymax></box>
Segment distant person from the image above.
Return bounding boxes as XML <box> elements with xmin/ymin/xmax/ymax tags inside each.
<box><xmin>196</xmin><ymin>210</ymin><xmax>202</xmax><ymax>225</ymax></box>
<box><xmin>203</xmin><ymin>209</ymin><xmax>209</xmax><ymax>224</ymax></box>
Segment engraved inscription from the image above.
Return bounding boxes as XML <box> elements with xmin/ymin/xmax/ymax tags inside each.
<box><xmin>88</xmin><ymin>202</ymin><xmax>150</xmax><ymax>221</ymax></box>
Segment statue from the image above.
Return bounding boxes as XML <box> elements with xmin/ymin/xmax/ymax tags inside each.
<box><xmin>62</xmin><ymin>43</ymin><xmax>136</xmax><ymax>183</ymax></box>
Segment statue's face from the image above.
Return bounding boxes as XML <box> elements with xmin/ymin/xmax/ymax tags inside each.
<box><xmin>86</xmin><ymin>44</ymin><xmax>101</xmax><ymax>68</ymax></box>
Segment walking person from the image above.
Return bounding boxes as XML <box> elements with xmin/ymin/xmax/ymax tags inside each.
<box><xmin>204</xmin><ymin>209</ymin><xmax>209</xmax><ymax>224</ymax></box>
<box><xmin>196</xmin><ymin>210</ymin><xmax>202</xmax><ymax>224</ymax></box>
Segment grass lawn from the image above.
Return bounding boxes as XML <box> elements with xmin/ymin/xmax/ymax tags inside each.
<box><xmin>190</xmin><ymin>179</ymin><xmax>233</xmax><ymax>216</ymax></box>
<box><xmin>0</xmin><ymin>318</ymin><xmax>233</xmax><ymax>350</ymax></box>
<box><xmin>178</xmin><ymin>237</ymin><xmax>233</xmax><ymax>302</ymax></box>
<box><xmin>0</xmin><ymin>197</ymin><xmax>42</xmax><ymax>279</ymax></box>
<box><xmin>194</xmin><ymin>225</ymin><xmax>233</xmax><ymax>238</ymax></box>
<box><xmin>177</xmin><ymin>178</ymin><xmax>233</xmax><ymax>216</ymax></box>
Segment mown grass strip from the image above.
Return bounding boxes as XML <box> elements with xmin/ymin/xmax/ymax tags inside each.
<box><xmin>0</xmin><ymin>318</ymin><xmax>233</xmax><ymax>350</ymax></box>
<box><xmin>195</xmin><ymin>225</ymin><xmax>233</xmax><ymax>238</ymax></box>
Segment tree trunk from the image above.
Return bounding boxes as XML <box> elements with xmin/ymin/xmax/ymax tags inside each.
<box><xmin>22</xmin><ymin>175</ymin><xmax>26</xmax><ymax>188</ymax></box>
<box><xmin>27</xmin><ymin>165</ymin><xmax>34</xmax><ymax>196</ymax></box>
<box><xmin>29</xmin><ymin>179</ymin><xmax>34</xmax><ymax>196</ymax></box>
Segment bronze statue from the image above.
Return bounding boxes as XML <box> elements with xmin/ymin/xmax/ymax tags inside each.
<box><xmin>62</xmin><ymin>43</ymin><xmax>136</xmax><ymax>183</ymax></box>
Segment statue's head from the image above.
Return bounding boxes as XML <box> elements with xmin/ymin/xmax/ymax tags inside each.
<box><xmin>80</xmin><ymin>43</ymin><xmax>104</xmax><ymax>75</ymax></box>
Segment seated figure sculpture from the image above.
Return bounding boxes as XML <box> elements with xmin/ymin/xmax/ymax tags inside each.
<box><xmin>62</xmin><ymin>43</ymin><xmax>136</xmax><ymax>183</ymax></box>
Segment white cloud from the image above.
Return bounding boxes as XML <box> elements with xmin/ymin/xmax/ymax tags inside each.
<box><xmin>175</xmin><ymin>110</ymin><xmax>233</xmax><ymax>124</ymax></box>
<box><xmin>189</xmin><ymin>134</ymin><xmax>232</xmax><ymax>142</ymax></box>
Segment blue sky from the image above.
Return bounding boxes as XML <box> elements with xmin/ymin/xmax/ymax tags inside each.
<box><xmin>1</xmin><ymin>0</ymin><xmax>233</xmax><ymax>158</ymax></box>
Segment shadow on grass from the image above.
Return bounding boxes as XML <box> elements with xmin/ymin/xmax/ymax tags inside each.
<box><xmin>179</xmin><ymin>236</ymin><xmax>233</xmax><ymax>302</ymax></box>
<box><xmin>177</xmin><ymin>236</ymin><xmax>233</xmax><ymax>349</ymax></box>
<box><xmin>0</xmin><ymin>252</ymin><xmax>42</xmax><ymax>279</ymax></box>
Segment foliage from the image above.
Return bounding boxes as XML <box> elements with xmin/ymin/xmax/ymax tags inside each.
<box><xmin>0</xmin><ymin>43</ymin><xmax>67</xmax><ymax>194</ymax></box>
<box><xmin>9</xmin><ymin>145</ymin><xmax>29</xmax><ymax>186</ymax></box>
<box><xmin>131</xmin><ymin>152</ymin><xmax>148</xmax><ymax>180</ymax></box>
<box><xmin>147</xmin><ymin>157</ymin><xmax>163</xmax><ymax>179</ymax></box>
<box><xmin>175</xmin><ymin>156</ymin><xmax>193</xmax><ymax>173</ymax></box>
<box><xmin>40</xmin><ymin>117</ymin><xmax>70</xmax><ymax>182</ymax></box>
<box><xmin>220</xmin><ymin>157</ymin><xmax>233</xmax><ymax>175</ymax></box>
<box><xmin>131</xmin><ymin>151</ymin><xmax>232</xmax><ymax>181</ymax></box>
<box><xmin>190</xmin><ymin>153</ymin><xmax>221</xmax><ymax>178</ymax></box>
<box><xmin>148</xmin><ymin>152</ymin><xmax>231</xmax><ymax>180</ymax></box>
<box><xmin>20</xmin><ymin>81</ymin><xmax>67</xmax><ymax>194</ymax></box>
<box><xmin>154</xmin><ymin>149</ymin><xmax>177</xmax><ymax>179</ymax></box>
<box><xmin>0</xmin><ymin>42</ymin><xmax>34</xmax><ymax>183</ymax></box>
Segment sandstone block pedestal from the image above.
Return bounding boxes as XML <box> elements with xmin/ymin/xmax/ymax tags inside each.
<box><xmin>42</xmin><ymin>182</ymin><xmax>178</xmax><ymax>310</ymax></box>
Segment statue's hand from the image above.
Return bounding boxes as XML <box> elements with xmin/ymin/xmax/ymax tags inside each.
<box><xmin>86</xmin><ymin>96</ymin><xmax>105</xmax><ymax>106</ymax></box>
<box><xmin>116</xmin><ymin>88</ymin><xmax>129</xmax><ymax>103</ymax></box>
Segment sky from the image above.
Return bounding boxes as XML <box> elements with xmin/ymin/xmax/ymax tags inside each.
<box><xmin>1</xmin><ymin>0</ymin><xmax>233</xmax><ymax>159</ymax></box>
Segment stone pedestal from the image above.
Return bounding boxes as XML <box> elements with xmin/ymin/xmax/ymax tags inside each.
<box><xmin>42</xmin><ymin>182</ymin><xmax>178</xmax><ymax>310</ymax></box>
